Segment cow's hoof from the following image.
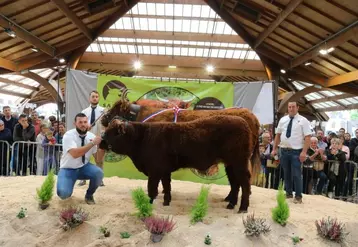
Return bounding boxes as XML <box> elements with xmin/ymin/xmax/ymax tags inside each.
<box><xmin>224</xmin><ymin>196</ymin><xmax>231</xmax><ymax>202</ymax></box>
<box><xmin>149</xmin><ymin>199</ymin><xmax>154</xmax><ymax>204</ymax></box>
<box><xmin>163</xmin><ymin>200</ymin><xmax>170</xmax><ymax>206</ymax></box>
<box><xmin>226</xmin><ymin>203</ymin><xmax>235</xmax><ymax>209</ymax></box>
<box><xmin>238</xmin><ymin>209</ymin><xmax>248</xmax><ymax>214</ymax></box>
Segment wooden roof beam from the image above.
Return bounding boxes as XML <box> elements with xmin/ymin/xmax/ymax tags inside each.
<box><xmin>316</xmin><ymin>103</ymin><xmax>358</xmax><ymax>113</ymax></box>
<box><xmin>330</xmin><ymin>85</ymin><xmax>358</xmax><ymax>96</ymax></box>
<box><xmin>0</xmin><ymin>89</ymin><xmax>30</xmax><ymax>98</ymax></box>
<box><xmin>290</xmin><ymin>22</ymin><xmax>358</xmax><ymax>68</ymax></box>
<box><xmin>253</xmin><ymin>0</ymin><xmax>303</xmax><ymax>49</ymax></box>
<box><xmin>18</xmin><ymin>71</ymin><xmax>63</xmax><ymax>103</ymax></box>
<box><xmin>326</xmin><ymin>70</ymin><xmax>358</xmax><ymax>87</ymax></box>
<box><xmin>77</xmin><ymin>62</ymin><xmax>267</xmax><ymax>78</ymax></box>
<box><xmin>51</xmin><ymin>0</ymin><xmax>93</xmax><ymax>41</ymax></box>
<box><xmin>0</xmin><ymin>57</ymin><xmax>17</xmax><ymax>71</ymax></box>
<box><xmin>0</xmin><ymin>14</ymin><xmax>56</xmax><ymax>56</ymax></box>
<box><xmin>0</xmin><ymin>77</ymin><xmax>39</xmax><ymax>91</ymax></box>
<box><xmin>309</xmin><ymin>93</ymin><xmax>354</xmax><ymax>104</ymax></box>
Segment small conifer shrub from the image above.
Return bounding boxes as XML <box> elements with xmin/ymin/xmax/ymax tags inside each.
<box><xmin>190</xmin><ymin>186</ymin><xmax>210</xmax><ymax>224</ymax></box>
<box><xmin>131</xmin><ymin>187</ymin><xmax>153</xmax><ymax>219</ymax></box>
<box><xmin>271</xmin><ymin>181</ymin><xmax>290</xmax><ymax>226</ymax></box>
<box><xmin>36</xmin><ymin>169</ymin><xmax>55</xmax><ymax>209</ymax></box>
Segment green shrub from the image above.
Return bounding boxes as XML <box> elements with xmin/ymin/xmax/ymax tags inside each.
<box><xmin>36</xmin><ymin>169</ymin><xmax>55</xmax><ymax>204</ymax></box>
<box><xmin>191</xmin><ymin>186</ymin><xmax>210</xmax><ymax>224</ymax></box>
<box><xmin>271</xmin><ymin>181</ymin><xmax>290</xmax><ymax>226</ymax></box>
<box><xmin>131</xmin><ymin>187</ymin><xmax>153</xmax><ymax>219</ymax></box>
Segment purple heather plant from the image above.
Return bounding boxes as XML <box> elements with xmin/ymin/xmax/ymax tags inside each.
<box><xmin>315</xmin><ymin>217</ymin><xmax>348</xmax><ymax>243</ymax></box>
<box><xmin>59</xmin><ymin>206</ymin><xmax>89</xmax><ymax>231</ymax></box>
<box><xmin>144</xmin><ymin>216</ymin><xmax>176</xmax><ymax>235</ymax></box>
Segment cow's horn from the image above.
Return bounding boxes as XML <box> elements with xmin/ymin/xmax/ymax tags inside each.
<box><xmin>155</xmin><ymin>92</ymin><xmax>169</xmax><ymax>102</ymax></box>
<box><xmin>182</xmin><ymin>95</ymin><xmax>196</xmax><ymax>102</ymax></box>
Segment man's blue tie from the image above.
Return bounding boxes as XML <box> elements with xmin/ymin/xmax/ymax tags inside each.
<box><xmin>90</xmin><ymin>106</ymin><xmax>96</xmax><ymax>125</ymax></box>
<box><xmin>286</xmin><ymin>117</ymin><xmax>294</xmax><ymax>138</ymax></box>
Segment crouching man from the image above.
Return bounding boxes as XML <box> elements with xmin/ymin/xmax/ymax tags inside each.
<box><xmin>57</xmin><ymin>113</ymin><xmax>103</xmax><ymax>204</ymax></box>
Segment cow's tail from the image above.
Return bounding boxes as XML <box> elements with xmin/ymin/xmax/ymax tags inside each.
<box><xmin>250</xmin><ymin>140</ymin><xmax>261</xmax><ymax>184</ymax></box>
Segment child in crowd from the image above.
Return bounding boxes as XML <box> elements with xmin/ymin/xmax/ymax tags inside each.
<box><xmin>42</xmin><ymin>131</ymin><xmax>57</xmax><ymax>175</ymax></box>
<box><xmin>36</xmin><ymin>124</ymin><xmax>49</xmax><ymax>175</ymax></box>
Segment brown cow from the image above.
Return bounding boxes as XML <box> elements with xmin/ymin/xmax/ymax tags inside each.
<box><xmin>100</xmin><ymin>115</ymin><xmax>253</xmax><ymax>213</ymax></box>
<box><xmin>101</xmin><ymin>90</ymin><xmax>261</xmax><ymax>203</ymax></box>
<box><xmin>133</xmin><ymin>98</ymin><xmax>191</xmax><ymax>109</ymax></box>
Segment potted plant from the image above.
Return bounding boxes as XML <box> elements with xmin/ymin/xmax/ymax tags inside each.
<box><xmin>36</xmin><ymin>169</ymin><xmax>55</xmax><ymax>210</ymax></box>
<box><xmin>144</xmin><ymin>215</ymin><xmax>176</xmax><ymax>243</ymax></box>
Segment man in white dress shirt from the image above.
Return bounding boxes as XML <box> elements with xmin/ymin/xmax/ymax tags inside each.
<box><xmin>271</xmin><ymin>101</ymin><xmax>312</xmax><ymax>204</ymax></box>
<box><xmin>78</xmin><ymin>90</ymin><xmax>105</xmax><ymax>186</ymax></box>
<box><xmin>57</xmin><ymin>113</ymin><xmax>103</xmax><ymax>204</ymax></box>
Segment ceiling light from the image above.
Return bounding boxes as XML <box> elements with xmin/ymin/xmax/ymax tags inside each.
<box><xmin>168</xmin><ymin>65</ymin><xmax>176</xmax><ymax>69</ymax></box>
<box><xmin>4</xmin><ymin>28</ymin><xmax>16</xmax><ymax>38</ymax></box>
<box><xmin>319</xmin><ymin>49</ymin><xmax>327</xmax><ymax>55</ymax></box>
<box><xmin>305</xmin><ymin>62</ymin><xmax>311</xmax><ymax>66</ymax></box>
<box><xmin>288</xmin><ymin>78</ymin><xmax>292</xmax><ymax>81</ymax></box>
<box><xmin>133</xmin><ymin>61</ymin><xmax>142</xmax><ymax>70</ymax></box>
<box><xmin>206</xmin><ymin>65</ymin><xmax>214</xmax><ymax>73</ymax></box>
<box><xmin>31</xmin><ymin>47</ymin><xmax>39</xmax><ymax>52</ymax></box>
<box><xmin>327</xmin><ymin>47</ymin><xmax>335</xmax><ymax>53</ymax></box>
<box><xmin>59</xmin><ymin>58</ymin><xmax>65</xmax><ymax>63</ymax></box>
<box><xmin>280</xmin><ymin>69</ymin><xmax>286</xmax><ymax>74</ymax></box>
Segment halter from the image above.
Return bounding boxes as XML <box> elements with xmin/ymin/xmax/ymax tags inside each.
<box><xmin>142</xmin><ymin>105</ymin><xmax>186</xmax><ymax>123</ymax></box>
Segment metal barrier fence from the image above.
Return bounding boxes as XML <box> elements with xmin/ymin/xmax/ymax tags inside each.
<box><xmin>254</xmin><ymin>158</ymin><xmax>358</xmax><ymax>203</ymax></box>
<box><xmin>0</xmin><ymin>141</ymin><xmax>62</xmax><ymax>177</ymax></box>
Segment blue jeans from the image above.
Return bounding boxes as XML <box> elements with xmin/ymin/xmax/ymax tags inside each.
<box><xmin>57</xmin><ymin>163</ymin><xmax>104</xmax><ymax>199</ymax></box>
<box><xmin>280</xmin><ymin>148</ymin><xmax>303</xmax><ymax>198</ymax></box>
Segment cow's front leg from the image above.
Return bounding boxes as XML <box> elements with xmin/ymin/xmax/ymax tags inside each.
<box><xmin>147</xmin><ymin>175</ymin><xmax>161</xmax><ymax>204</ymax></box>
<box><xmin>161</xmin><ymin>173</ymin><xmax>172</xmax><ymax>206</ymax></box>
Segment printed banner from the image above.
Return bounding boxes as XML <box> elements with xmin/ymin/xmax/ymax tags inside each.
<box><xmin>97</xmin><ymin>75</ymin><xmax>234</xmax><ymax>111</ymax></box>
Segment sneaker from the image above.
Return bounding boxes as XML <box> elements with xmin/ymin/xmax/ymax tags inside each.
<box><xmin>85</xmin><ymin>195</ymin><xmax>95</xmax><ymax>205</ymax></box>
<box><xmin>293</xmin><ymin>197</ymin><xmax>303</xmax><ymax>204</ymax></box>
<box><xmin>286</xmin><ymin>194</ymin><xmax>293</xmax><ymax>199</ymax></box>
<box><xmin>100</xmin><ymin>181</ymin><xmax>105</xmax><ymax>187</ymax></box>
<box><xmin>78</xmin><ymin>180</ymin><xmax>86</xmax><ymax>186</ymax></box>
<box><xmin>328</xmin><ymin>192</ymin><xmax>333</xmax><ymax>198</ymax></box>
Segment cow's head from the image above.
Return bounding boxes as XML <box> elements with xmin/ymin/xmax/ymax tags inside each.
<box><xmin>99</xmin><ymin>118</ymin><xmax>133</xmax><ymax>154</ymax></box>
<box><xmin>101</xmin><ymin>89</ymin><xmax>131</xmax><ymax>127</ymax></box>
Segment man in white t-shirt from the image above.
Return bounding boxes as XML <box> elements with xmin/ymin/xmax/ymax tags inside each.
<box><xmin>78</xmin><ymin>90</ymin><xmax>105</xmax><ymax>187</ymax></box>
<box><xmin>57</xmin><ymin>113</ymin><xmax>103</xmax><ymax>204</ymax></box>
<box><xmin>271</xmin><ymin>101</ymin><xmax>312</xmax><ymax>204</ymax></box>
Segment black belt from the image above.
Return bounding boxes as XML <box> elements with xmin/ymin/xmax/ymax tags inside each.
<box><xmin>281</xmin><ymin>147</ymin><xmax>302</xmax><ymax>151</ymax></box>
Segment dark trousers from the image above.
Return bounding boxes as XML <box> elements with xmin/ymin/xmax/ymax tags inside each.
<box><xmin>343</xmin><ymin>162</ymin><xmax>355</xmax><ymax>196</ymax></box>
<box><xmin>0</xmin><ymin>143</ymin><xmax>9</xmax><ymax>176</ymax></box>
<box><xmin>327</xmin><ymin>171</ymin><xmax>346</xmax><ymax>197</ymax></box>
<box><xmin>264</xmin><ymin>166</ymin><xmax>280</xmax><ymax>189</ymax></box>
<box><xmin>302</xmin><ymin>167</ymin><xmax>314</xmax><ymax>194</ymax></box>
<box><xmin>314</xmin><ymin>170</ymin><xmax>327</xmax><ymax>194</ymax></box>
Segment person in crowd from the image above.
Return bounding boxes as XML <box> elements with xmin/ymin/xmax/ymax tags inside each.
<box><xmin>325</xmin><ymin>138</ymin><xmax>346</xmax><ymax>199</ymax></box>
<box><xmin>13</xmin><ymin>114</ymin><xmax>36</xmax><ymax>176</ymax></box>
<box><xmin>36</xmin><ymin>124</ymin><xmax>49</xmax><ymax>175</ymax></box>
<box><xmin>338</xmin><ymin>128</ymin><xmax>345</xmax><ymax>136</ymax></box>
<box><xmin>51</xmin><ymin>121</ymin><xmax>59</xmax><ymax>136</ymax></box>
<box><xmin>56</xmin><ymin>113</ymin><xmax>103</xmax><ymax>205</ymax></box>
<box><xmin>348</xmin><ymin>129</ymin><xmax>358</xmax><ymax>161</ymax></box>
<box><xmin>54</xmin><ymin>122</ymin><xmax>66</xmax><ymax>171</ymax></box>
<box><xmin>0</xmin><ymin>120</ymin><xmax>12</xmax><ymax>176</ymax></box>
<box><xmin>272</xmin><ymin>101</ymin><xmax>312</xmax><ymax>204</ymax></box>
<box><xmin>316</xmin><ymin>130</ymin><xmax>328</xmax><ymax>150</ymax></box>
<box><xmin>303</xmin><ymin>137</ymin><xmax>327</xmax><ymax>195</ymax></box>
<box><xmin>343</xmin><ymin>132</ymin><xmax>351</xmax><ymax>146</ymax></box>
<box><xmin>31</xmin><ymin>111</ymin><xmax>42</xmax><ymax>137</ymax></box>
<box><xmin>78</xmin><ymin>90</ymin><xmax>105</xmax><ymax>187</ymax></box>
<box><xmin>1</xmin><ymin>106</ymin><xmax>17</xmax><ymax>136</ymax></box>
<box><xmin>260</xmin><ymin>132</ymin><xmax>279</xmax><ymax>189</ymax></box>
<box><xmin>42</xmin><ymin>130</ymin><xmax>57</xmax><ymax>175</ymax></box>
<box><xmin>48</xmin><ymin>116</ymin><xmax>56</xmax><ymax>126</ymax></box>
<box><xmin>338</xmin><ymin>135</ymin><xmax>350</xmax><ymax>160</ymax></box>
